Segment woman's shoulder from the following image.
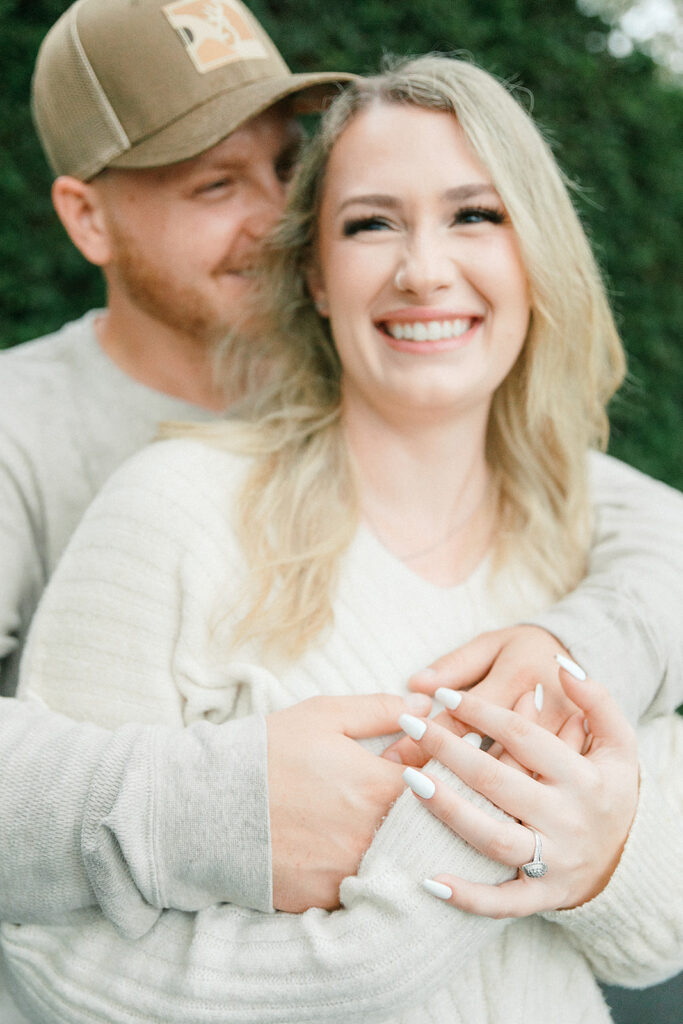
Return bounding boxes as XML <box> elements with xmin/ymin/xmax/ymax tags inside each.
<box><xmin>75</xmin><ymin>437</ymin><xmax>253</xmax><ymax>554</ymax></box>
<box><xmin>101</xmin><ymin>436</ymin><xmax>251</xmax><ymax>504</ymax></box>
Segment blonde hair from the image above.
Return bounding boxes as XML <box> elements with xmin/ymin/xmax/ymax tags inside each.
<box><xmin>168</xmin><ymin>54</ymin><xmax>626</xmax><ymax>658</ymax></box>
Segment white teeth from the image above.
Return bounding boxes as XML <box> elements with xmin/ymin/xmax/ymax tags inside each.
<box><xmin>386</xmin><ymin>319</ymin><xmax>473</xmax><ymax>342</ymax></box>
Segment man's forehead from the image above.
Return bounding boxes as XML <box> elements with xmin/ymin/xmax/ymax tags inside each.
<box><xmin>182</xmin><ymin>107</ymin><xmax>302</xmax><ymax>169</ymax></box>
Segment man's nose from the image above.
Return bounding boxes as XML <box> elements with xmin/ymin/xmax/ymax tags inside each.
<box><xmin>242</xmin><ymin>169</ymin><xmax>288</xmax><ymax>241</ymax></box>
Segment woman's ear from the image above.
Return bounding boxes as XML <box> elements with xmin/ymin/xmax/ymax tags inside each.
<box><xmin>51</xmin><ymin>175</ymin><xmax>113</xmax><ymax>267</ymax></box>
<box><xmin>306</xmin><ymin>264</ymin><xmax>329</xmax><ymax>318</ymax></box>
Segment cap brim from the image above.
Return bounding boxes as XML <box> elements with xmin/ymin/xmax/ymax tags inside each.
<box><xmin>108</xmin><ymin>71</ymin><xmax>356</xmax><ymax>171</ymax></box>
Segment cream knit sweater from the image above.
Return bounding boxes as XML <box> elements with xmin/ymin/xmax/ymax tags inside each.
<box><xmin>5</xmin><ymin>440</ymin><xmax>683</xmax><ymax>1024</ymax></box>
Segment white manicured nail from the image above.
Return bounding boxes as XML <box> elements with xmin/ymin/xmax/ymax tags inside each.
<box><xmin>534</xmin><ymin>683</ymin><xmax>544</xmax><ymax>712</ymax></box>
<box><xmin>463</xmin><ymin>732</ymin><xmax>482</xmax><ymax>748</ymax></box>
<box><xmin>555</xmin><ymin>653</ymin><xmax>587</xmax><ymax>681</ymax></box>
<box><xmin>583</xmin><ymin>717</ymin><xmax>590</xmax><ymax>735</ymax></box>
<box><xmin>423</xmin><ymin>879</ymin><xmax>452</xmax><ymax>900</ymax></box>
<box><xmin>435</xmin><ymin>687</ymin><xmax>462</xmax><ymax>710</ymax></box>
<box><xmin>403</xmin><ymin>767</ymin><xmax>436</xmax><ymax>799</ymax></box>
<box><xmin>398</xmin><ymin>713</ymin><xmax>427</xmax><ymax>741</ymax></box>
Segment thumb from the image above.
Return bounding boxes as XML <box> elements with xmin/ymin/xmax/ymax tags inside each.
<box><xmin>408</xmin><ymin>629</ymin><xmax>506</xmax><ymax>694</ymax></box>
<box><xmin>331</xmin><ymin>692</ymin><xmax>432</xmax><ymax>739</ymax></box>
<box><xmin>556</xmin><ymin>658</ymin><xmax>635</xmax><ymax>752</ymax></box>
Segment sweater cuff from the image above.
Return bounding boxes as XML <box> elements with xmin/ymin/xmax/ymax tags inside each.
<box><xmin>151</xmin><ymin>713</ymin><xmax>272</xmax><ymax>914</ymax></box>
<box><xmin>83</xmin><ymin>714</ymin><xmax>272</xmax><ymax>938</ymax></box>
<box><xmin>540</xmin><ymin>761</ymin><xmax>683</xmax><ymax>984</ymax></box>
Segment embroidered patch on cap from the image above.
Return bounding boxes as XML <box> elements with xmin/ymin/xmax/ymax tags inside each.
<box><xmin>163</xmin><ymin>0</ymin><xmax>269</xmax><ymax>73</ymax></box>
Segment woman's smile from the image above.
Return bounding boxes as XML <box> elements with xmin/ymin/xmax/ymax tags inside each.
<box><xmin>375</xmin><ymin>309</ymin><xmax>481</xmax><ymax>351</ymax></box>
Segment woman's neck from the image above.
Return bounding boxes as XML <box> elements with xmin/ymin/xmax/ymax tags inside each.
<box><xmin>343</xmin><ymin>398</ymin><xmax>496</xmax><ymax>587</ymax></box>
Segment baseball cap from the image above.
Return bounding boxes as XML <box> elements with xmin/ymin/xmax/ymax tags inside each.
<box><xmin>32</xmin><ymin>0</ymin><xmax>355</xmax><ymax>180</ymax></box>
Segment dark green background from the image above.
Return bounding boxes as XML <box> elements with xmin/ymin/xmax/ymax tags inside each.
<box><xmin>1</xmin><ymin>0</ymin><xmax>681</xmax><ymax>489</ymax></box>
<box><xmin>1</xmin><ymin>0</ymin><xmax>682</xmax><ymax>489</ymax></box>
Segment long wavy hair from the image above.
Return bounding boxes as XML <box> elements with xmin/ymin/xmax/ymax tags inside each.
<box><xmin>167</xmin><ymin>54</ymin><xmax>626</xmax><ymax>658</ymax></box>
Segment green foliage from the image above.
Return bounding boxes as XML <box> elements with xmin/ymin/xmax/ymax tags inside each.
<box><xmin>1</xmin><ymin>0</ymin><xmax>680</xmax><ymax>486</ymax></box>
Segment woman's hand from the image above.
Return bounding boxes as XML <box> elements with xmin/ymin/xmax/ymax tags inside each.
<box><xmin>397</xmin><ymin>661</ymin><xmax>639</xmax><ymax>917</ymax></box>
<box><xmin>383</xmin><ymin>625</ymin><xmax>582</xmax><ymax>766</ymax></box>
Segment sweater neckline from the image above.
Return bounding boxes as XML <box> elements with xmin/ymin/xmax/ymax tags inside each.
<box><xmin>355</xmin><ymin>521</ymin><xmax>492</xmax><ymax>599</ymax></box>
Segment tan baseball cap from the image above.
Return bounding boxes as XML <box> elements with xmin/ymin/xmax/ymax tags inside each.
<box><xmin>32</xmin><ymin>0</ymin><xmax>354</xmax><ymax>181</ymax></box>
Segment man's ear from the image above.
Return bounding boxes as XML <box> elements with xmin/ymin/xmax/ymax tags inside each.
<box><xmin>51</xmin><ymin>175</ymin><xmax>112</xmax><ymax>267</ymax></box>
<box><xmin>306</xmin><ymin>263</ymin><xmax>329</xmax><ymax>318</ymax></box>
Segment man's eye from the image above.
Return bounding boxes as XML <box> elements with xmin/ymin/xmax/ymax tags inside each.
<box><xmin>275</xmin><ymin>155</ymin><xmax>297</xmax><ymax>184</ymax></box>
<box><xmin>197</xmin><ymin>178</ymin><xmax>234</xmax><ymax>196</ymax></box>
<box><xmin>454</xmin><ymin>206</ymin><xmax>506</xmax><ymax>226</ymax></box>
<box><xmin>342</xmin><ymin>216</ymin><xmax>392</xmax><ymax>237</ymax></box>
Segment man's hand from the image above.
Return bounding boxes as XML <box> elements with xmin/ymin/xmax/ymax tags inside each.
<box><xmin>267</xmin><ymin>692</ymin><xmax>431</xmax><ymax>913</ymax></box>
<box><xmin>383</xmin><ymin>626</ymin><xmax>581</xmax><ymax>767</ymax></box>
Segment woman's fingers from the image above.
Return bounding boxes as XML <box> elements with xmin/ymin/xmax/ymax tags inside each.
<box><xmin>496</xmin><ymin>690</ymin><xmax>539</xmax><ymax>772</ymax></box>
<box><xmin>556</xmin><ymin>664</ymin><xmax>637</xmax><ymax>757</ymax></box>
<box><xmin>398</xmin><ymin>715</ymin><xmax>544</xmax><ymax>823</ymax></box>
<box><xmin>401</xmin><ymin>765</ymin><xmax>539</xmax><ymax>867</ymax></box>
<box><xmin>429</xmin><ymin>690</ymin><xmax>581</xmax><ymax>783</ymax></box>
<box><xmin>422</xmin><ymin>873</ymin><xmax>555</xmax><ymax>919</ymax></box>
<box><xmin>557</xmin><ymin>709</ymin><xmax>591</xmax><ymax>754</ymax></box>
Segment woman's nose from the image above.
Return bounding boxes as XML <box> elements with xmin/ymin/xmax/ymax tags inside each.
<box><xmin>394</xmin><ymin>232</ymin><xmax>456</xmax><ymax>298</ymax></box>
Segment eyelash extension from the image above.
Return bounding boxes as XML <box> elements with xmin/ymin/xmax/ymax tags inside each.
<box><xmin>456</xmin><ymin>205</ymin><xmax>506</xmax><ymax>224</ymax></box>
<box><xmin>342</xmin><ymin>216</ymin><xmax>389</xmax><ymax>237</ymax></box>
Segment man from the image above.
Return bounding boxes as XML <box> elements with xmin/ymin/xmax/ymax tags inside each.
<box><xmin>1</xmin><ymin>1</ymin><xmax>682</xmax><ymax>1019</ymax></box>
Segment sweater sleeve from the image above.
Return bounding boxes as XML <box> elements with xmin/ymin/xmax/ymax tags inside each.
<box><xmin>541</xmin><ymin>714</ymin><xmax>683</xmax><ymax>987</ymax></box>
<box><xmin>531</xmin><ymin>453</ymin><xmax>683</xmax><ymax>723</ymax></box>
<box><xmin>0</xmin><ymin>437</ymin><xmax>272</xmax><ymax>930</ymax></box>
<box><xmin>0</xmin><ymin>429</ymin><xmax>45</xmax><ymax>696</ymax></box>
<box><xmin>0</xmin><ymin>700</ymin><xmax>269</xmax><ymax>934</ymax></box>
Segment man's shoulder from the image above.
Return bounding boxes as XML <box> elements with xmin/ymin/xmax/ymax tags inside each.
<box><xmin>0</xmin><ymin>312</ymin><xmax>101</xmax><ymax>408</ymax></box>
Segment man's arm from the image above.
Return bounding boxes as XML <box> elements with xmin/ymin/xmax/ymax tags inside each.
<box><xmin>532</xmin><ymin>453</ymin><xmax>683</xmax><ymax>721</ymax></box>
<box><xmin>0</xmin><ymin>698</ymin><xmax>274</xmax><ymax>933</ymax></box>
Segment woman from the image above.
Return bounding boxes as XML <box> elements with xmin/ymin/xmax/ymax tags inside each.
<box><xmin>5</xmin><ymin>55</ymin><xmax>682</xmax><ymax>1022</ymax></box>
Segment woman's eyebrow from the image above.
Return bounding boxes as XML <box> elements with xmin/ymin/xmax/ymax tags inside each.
<box><xmin>336</xmin><ymin>194</ymin><xmax>400</xmax><ymax>215</ymax></box>
<box><xmin>335</xmin><ymin>183</ymin><xmax>499</xmax><ymax>216</ymax></box>
<box><xmin>443</xmin><ymin>183</ymin><xmax>499</xmax><ymax>201</ymax></box>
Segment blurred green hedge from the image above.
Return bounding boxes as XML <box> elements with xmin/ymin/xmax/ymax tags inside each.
<box><xmin>1</xmin><ymin>0</ymin><xmax>681</xmax><ymax>487</ymax></box>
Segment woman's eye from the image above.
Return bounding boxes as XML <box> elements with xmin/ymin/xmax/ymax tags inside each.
<box><xmin>454</xmin><ymin>206</ymin><xmax>506</xmax><ymax>226</ymax></box>
<box><xmin>342</xmin><ymin>216</ymin><xmax>392</xmax><ymax>237</ymax></box>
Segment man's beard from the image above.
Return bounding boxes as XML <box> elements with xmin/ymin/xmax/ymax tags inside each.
<box><xmin>110</xmin><ymin>229</ymin><xmax>236</xmax><ymax>347</ymax></box>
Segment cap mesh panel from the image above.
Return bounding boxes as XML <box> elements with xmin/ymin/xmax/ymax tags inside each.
<box><xmin>32</xmin><ymin>4</ymin><xmax>130</xmax><ymax>179</ymax></box>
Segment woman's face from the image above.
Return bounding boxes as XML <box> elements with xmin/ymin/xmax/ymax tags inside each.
<box><xmin>310</xmin><ymin>102</ymin><xmax>531</xmax><ymax>426</ymax></box>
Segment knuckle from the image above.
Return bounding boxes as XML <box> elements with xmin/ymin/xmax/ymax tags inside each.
<box><xmin>428</xmin><ymin>726</ymin><xmax>452</xmax><ymax>762</ymax></box>
<box><xmin>503</xmin><ymin>713</ymin><xmax>533</xmax><ymax>743</ymax></box>
<box><xmin>486</xmin><ymin>830</ymin><xmax>517</xmax><ymax>864</ymax></box>
<box><xmin>476</xmin><ymin>759</ymin><xmax>504</xmax><ymax>795</ymax></box>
